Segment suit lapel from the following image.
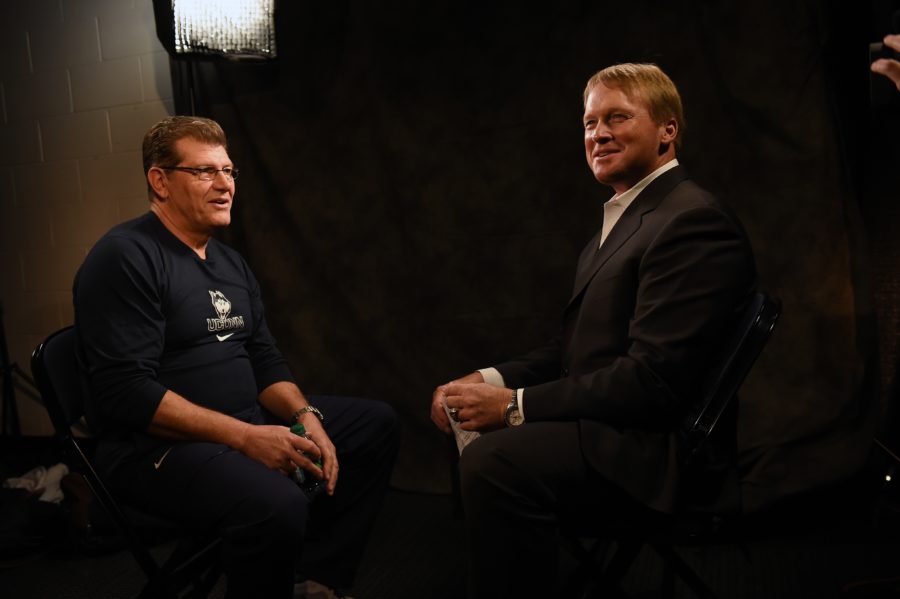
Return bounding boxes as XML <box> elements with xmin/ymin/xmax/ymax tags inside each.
<box><xmin>571</xmin><ymin>219</ymin><xmax>605</xmax><ymax>293</ymax></box>
<box><xmin>567</xmin><ymin>166</ymin><xmax>690</xmax><ymax>306</ymax></box>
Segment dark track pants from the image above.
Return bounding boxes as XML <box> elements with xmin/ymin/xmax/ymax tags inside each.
<box><xmin>112</xmin><ymin>396</ymin><xmax>399</xmax><ymax>598</ymax></box>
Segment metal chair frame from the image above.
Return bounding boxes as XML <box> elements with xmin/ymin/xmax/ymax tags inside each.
<box><xmin>32</xmin><ymin>326</ymin><xmax>222</xmax><ymax>599</ymax></box>
<box><xmin>564</xmin><ymin>292</ymin><xmax>782</xmax><ymax>599</ymax></box>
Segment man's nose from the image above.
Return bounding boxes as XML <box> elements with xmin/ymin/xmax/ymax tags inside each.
<box><xmin>592</xmin><ymin>128</ymin><xmax>612</xmax><ymax>143</ymax></box>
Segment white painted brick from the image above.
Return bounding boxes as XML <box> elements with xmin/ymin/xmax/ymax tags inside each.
<box><xmin>0</xmin><ymin>30</ymin><xmax>33</xmax><ymax>78</ymax></box>
<box><xmin>29</xmin><ymin>17</ymin><xmax>101</xmax><ymax>72</ymax></box>
<box><xmin>119</xmin><ymin>195</ymin><xmax>150</xmax><ymax>221</ymax></box>
<box><xmin>0</xmin><ymin>0</ymin><xmax>63</xmax><ymax>28</ymax></box>
<box><xmin>14</xmin><ymin>160</ymin><xmax>80</xmax><ymax>208</ymax></box>
<box><xmin>63</xmin><ymin>0</ymin><xmax>138</xmax><ymax>22</ymax></box>
<box><xmin>3</xmin><ymin>291</ymin><xmax>62</xmax><ymax>336</ymax></box>
<box><xmin>99</xmin><ymin>4</ymin><xmax>166</xmax><ymax>60</ymax></box>
<box><xmin>0</xmin><ymin>208</ymin><xmax>15</xmax><ymax>251</ymax></box>
<box><xmin>0</xmin><ymin>251</ymin><xmax>23</xmax><ymax>295</ymax></box>
<box><xmin>0</xmin><ymin>167</ymin><xmax>13</xmax><ymax>210</ymax></box>
<box><xmin>0</xmin><ymin>204</ymin><xmax>53</xmax><ymax>251</ymax></box>
<box><xmin>0</xmin><ymin>121</ymin><xmax>42</xmax><ymax>165</ymax></box>
<box><xmin>70</xmin><ymin>56</ymin><xmax>142</xmax><ymax>111</ymax></box>
<box><xmin>21</xmin><ymin>246</ymin><xmax>87</xmax><ymax>292</ymax></box>
<box><xmin>4</xmin><ymin>69</ymin><xmax>72</xmax><ymax>121</ymax></box>
<box><xmin>108</xmin><ymin>100</ymin><xmax>173</xmax><ymax>152</ymax></box>
<box><xmin>80</xmin><ymin>151</ymin><xmax>145</xmax><ymax>204</ymax></box>
<box><xmin>52</xmin><ymin>197</ymin><xmax>120</xmax><ymax>248</ymax></box>
<box><xmin>141</xmin><ymin>51</ymin><xmax>173</xmax><ymax>101</ymax></box>
<box><xmin>58</xmin><ymin>289</ymin><xmax>75</xmax><ymax>326</ymax></box>
<box><xmin>17</xmin><ymin>390</ymin><xmax>55</xmax><ymax>437</ymax></box>
<box><xmin>41</xmin><ymin>109</ymin><xmax>111</xmax><ymax>161</ymax></box>
<box><xmin>0</xmin><ymin>0</ymin><xmax>184</xmax><ymax>438</ymax></box>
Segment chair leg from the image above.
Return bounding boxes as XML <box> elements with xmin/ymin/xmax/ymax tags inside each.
<box><xmin>652</xmin><ymin>543</ymin><xmax>718</xmax><ymax>599</ymax></box>
<box><xmin>661</xmin><ymin>556</ymin><xmax>676</xmax><ymax>599</ymax></box>
<box><xmin>188</xmin><ymin>565</ymin><xmax>222</xmax><ymax>599</ymax></box>
<box><xmin>582</xmin><ymin>539</ymin><xmax>642</xmax><ymax>598</ymax></box>
<box><xmin>561</xmin><ymin>537</ymin><xmax>611</xmax><ymax>598</ymax></box>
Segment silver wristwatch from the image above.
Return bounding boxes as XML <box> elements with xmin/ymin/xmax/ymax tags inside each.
<box><xmin>290</xmin><ymin>405</ymin><xmax>324</xmax><ymax>425</ymax></box>
<box><xmin>504</xmin><ymin>389</ymin><xmax>523</xmax><ymax>427</ymax></box>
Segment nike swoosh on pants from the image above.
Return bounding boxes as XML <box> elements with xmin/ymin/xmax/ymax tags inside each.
<box><xmin>154</xmin><ymin>447</ymin><xmax>173</xmax><ymax>470</ymax></box>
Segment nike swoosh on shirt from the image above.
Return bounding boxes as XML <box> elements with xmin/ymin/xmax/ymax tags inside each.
<box><xmin>216</xmin><ymin>333</ymin><xmax>235</xmax><ymax>342</ymax></box>
<box><xmin>154</xmin><ymin>447</ymin><xmax>173</xmax><ymax>470</ymax></box>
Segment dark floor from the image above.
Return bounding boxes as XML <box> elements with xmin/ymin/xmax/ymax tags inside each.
<box><xmin>2</xmin><ymin>436</ymin><xmax>900</xmax><ymax>599</ymax></box>
<box><xmin>0</xmin><ymin>488</ymin><xmax>469</xmax><ymax>599</ymax></box>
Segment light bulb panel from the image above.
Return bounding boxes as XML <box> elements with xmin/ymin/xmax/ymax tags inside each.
<box><xmin>172</xmin><ymin>0</ymin><xmax>276</xmax><ymax>59</ymax></box>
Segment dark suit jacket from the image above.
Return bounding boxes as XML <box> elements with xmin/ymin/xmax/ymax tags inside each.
<box><xmin>493</xmin><ymin>165</ymin><xmax>757</xmax><ymax>513</ymax></box>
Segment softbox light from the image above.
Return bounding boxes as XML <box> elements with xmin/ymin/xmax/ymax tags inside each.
<box><xmin>154</xmin><ymin>0</ymin><xmax>277</xmax><ymax>61</ymax></box>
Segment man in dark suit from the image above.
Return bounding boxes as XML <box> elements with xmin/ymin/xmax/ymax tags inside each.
<box><xmin>430</xmin><ymin>63</ymin><xmax>756</xmax><ymax>597</ymax></box>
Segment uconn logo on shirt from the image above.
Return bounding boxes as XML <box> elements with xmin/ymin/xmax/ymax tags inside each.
<box><xmin>206</xmin><ymin>290</ymin><xmax>245</xmax><ymax>339</ymax></box>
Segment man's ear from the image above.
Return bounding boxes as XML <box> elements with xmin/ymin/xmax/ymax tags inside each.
<box><xmin>147</xmin><ymin>167</ymin><xmax>168</xmax><ymax>200</ymax></box>
<box><xmin>660</xmin><ymin>118</ymin><xmax>678</xmax><ymax>145</ymax></box>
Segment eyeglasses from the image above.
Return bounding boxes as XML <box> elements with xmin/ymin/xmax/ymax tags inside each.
<box><xmin>159</xmin><ymin>165</ymin><xmax>240</xmax><ymax>181</ymax></box>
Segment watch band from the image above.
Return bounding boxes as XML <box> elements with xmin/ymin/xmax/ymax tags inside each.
<box><xmin>290</xmin><ymin>405</ymin><xmax>324</xmax><ymax>425</ymax></box>
<box><xmin>504</xmin><ymin>389</ymin><xmax>521</xmax><ymax>427</ymax></box>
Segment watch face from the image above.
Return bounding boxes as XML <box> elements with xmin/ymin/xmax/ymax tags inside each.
<box><xmin>506</xmin><ymin>407</ymin><xmax>524</xmax><ymax>427</ymax></box>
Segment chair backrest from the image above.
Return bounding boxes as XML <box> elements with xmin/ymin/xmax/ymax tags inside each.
<box><xmin>32</xmin><ymin>326</ymin><xmax>221</xmax><ymax>596</ymax></box>
<box><xmin>681</xmin><ymin>292</ymin><xmax>781</xmax><ymax>465</ymax></box>
<box><xmin>32</xmin><ymin>325</ymin><xmax>167</xmax><ymax>577</ymax></box>
<box><xmin>31</xmin><ymin>326</ymin><xmax>82</xmax><ymax>437</ymax></box>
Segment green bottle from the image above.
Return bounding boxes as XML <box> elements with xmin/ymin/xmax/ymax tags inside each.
<box><xmin>289</xmin><ymin>423</ymin><xmax>324</xmax><ymax>499</ymax></box>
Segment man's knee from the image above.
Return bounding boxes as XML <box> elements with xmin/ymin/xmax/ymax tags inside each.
<box><xmin>368</xmin><ymin>399</ymin><xmax>400</xmax><ymax>435</ymax></box>
<box><xmin>225</xmin><ymin>475</ymin><xmax>308</xmax><ymax>546</ymax></box>
<box><xmin>351</xmin><ymin>399</ymin><xmax>401</xmax><ymax>456</ymax></box>
<box><xmin>459</xmin><ymin>433</ymin><xmax>519</xmax><ymax>505</ymax></box>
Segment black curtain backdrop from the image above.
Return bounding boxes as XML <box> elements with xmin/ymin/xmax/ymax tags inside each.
<box><xmin>159</xmin><ymin>0</ymin><xmax>892</xmax><ymax>512</ymax></box>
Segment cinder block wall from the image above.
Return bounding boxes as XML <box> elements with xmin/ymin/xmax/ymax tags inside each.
<box><xmin>0</xmin><ymin>0</ymin><xmax>173</xmax><ymax>435</ymax></box>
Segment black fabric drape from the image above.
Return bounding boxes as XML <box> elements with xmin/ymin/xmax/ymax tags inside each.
<box><xmin>162</xmin><ymin>0</ymin><xmax>885</xmax><ymax>511</ymax></box>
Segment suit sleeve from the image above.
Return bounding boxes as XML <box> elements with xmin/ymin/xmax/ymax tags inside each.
<box><xmin>520</xmin><ymin>204</ymin><xmax>756</xmax><ymax>429</ymax></box>
<box><xmin>492</xmin><ymin>336</ymin><xmax>563</xmax><ymax>388</ymax></box>
<box><xmin>492</xmin><ymin>228</ymin><xmax>604</xmax><ymax>387</ymax></box>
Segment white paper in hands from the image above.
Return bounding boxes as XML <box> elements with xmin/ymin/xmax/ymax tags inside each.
<box><xmin>443</xmin><ymin>398</ymin><xmax>480</xmax><ymax>454</ymax></box>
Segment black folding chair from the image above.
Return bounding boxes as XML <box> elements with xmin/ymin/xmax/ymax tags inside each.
<box><xmin>563</xmin><ymin>291</ymin><xmax>782</xmax><ymax>599</ymax></box>
<box><xmin>31</xmin><ymin>326</ymin><xmax>222</xmax><ymax>599</ymax></box>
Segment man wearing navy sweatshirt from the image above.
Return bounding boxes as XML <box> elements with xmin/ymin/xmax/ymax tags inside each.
<box><xmin>74</xmin><ymin>116</ymin><xmax>398</xmax><ymax>599</ymax></box>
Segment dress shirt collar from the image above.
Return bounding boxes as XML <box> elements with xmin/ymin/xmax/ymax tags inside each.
<box><xmin>599</xmin><ymin>158</ymin><xmax>679</xmax><ymax>248</ymax></box>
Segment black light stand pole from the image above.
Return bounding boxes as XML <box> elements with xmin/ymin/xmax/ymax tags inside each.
<box><xmin>0</xmin><ymin>300</ymin><xmax>37</xmax><ymax>437</ymax></box>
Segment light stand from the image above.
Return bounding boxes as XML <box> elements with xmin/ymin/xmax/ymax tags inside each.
<box><xmin>0</xmin><ymin>300</ymin><xmax>39</xmax><ymax>437</ymax></box>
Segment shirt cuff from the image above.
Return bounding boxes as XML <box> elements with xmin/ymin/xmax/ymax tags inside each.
<box><xmin>479</xmin><ymin>368</ymin><xmax>525</xmax><ymax>423</ymax></box>
<box><xmin>478</xmin><ymin>367</ymin><xmax>505</xmax><ymax>388</ymax></box>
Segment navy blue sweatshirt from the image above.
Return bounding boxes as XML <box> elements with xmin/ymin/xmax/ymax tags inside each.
<box><xmin>74</xmin><ymin>212</ymin><xmax>294</xmax><ymax>465</ymax></box>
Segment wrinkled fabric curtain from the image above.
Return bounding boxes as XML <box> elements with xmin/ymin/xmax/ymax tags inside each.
<box><xmin>167</xmin><ymin>0</ymin><xmax>881</xmax><ymax>511</ymax></box>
